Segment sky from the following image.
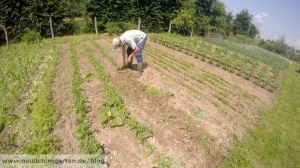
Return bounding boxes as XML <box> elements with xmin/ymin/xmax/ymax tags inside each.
<box><xmin>220</xmin><ymin>0</ymin><xmax>300</xmax><ymax>50</ymax></box>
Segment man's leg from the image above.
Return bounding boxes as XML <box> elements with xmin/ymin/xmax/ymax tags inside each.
<box><xmin>135</xmin><ymin>37</ymin><xmax>147</xmax><ymax>77</ymax></box>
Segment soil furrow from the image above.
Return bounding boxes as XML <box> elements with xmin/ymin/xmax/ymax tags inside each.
<box><xmin>52</xmin><ymin>43</ymin><xmax>80</xmax><ymax>153</ymax></box>
<box><xmin>95</xmin><ymin>37</ymin><xmax>250</xmax><ymax>145</ymax></box>
<box><xmin>77</xmin><ymin>42</ymin><xmax>154</xmax><ymax>167</ymax></box>
<box><xmin>92</xmin><ymin>39</ymin><xmax>236</xmax><ymax>167</ymax></box>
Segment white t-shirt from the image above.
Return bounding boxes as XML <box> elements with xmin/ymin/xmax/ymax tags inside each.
<box><xmin>119</xmin><ymin>30</ymin><xmax>147</xmax><ymax>49</ymax></box>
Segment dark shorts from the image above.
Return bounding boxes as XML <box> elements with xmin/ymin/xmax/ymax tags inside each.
<box><xmin>127</xmin><ymin>47</ymin><xmax>133</xmax><ymax>56</ymax></box>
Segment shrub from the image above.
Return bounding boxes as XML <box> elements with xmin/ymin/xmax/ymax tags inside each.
<box><xmin>21</xmin><ymin>30</ymin><xmax>42</xmax><ymax>43</ymax></box>
<box><xmin>105</xmin><ymin>21</ymin><xmax>136</xmax><ymax>35</ymax></box>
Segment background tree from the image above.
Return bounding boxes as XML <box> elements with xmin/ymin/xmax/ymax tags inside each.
<box><xmin>86</xmin><ymin>0</ymin><xmax>181</xmax><ymax>33</ymax></box>
<box><xmin>233</xmin><ymin>9</ymin><xmax>253</xmax><ymax>37</ymax></box>
<box><xmin>0</xmin><ymin>0</ymin><xmax>78</xmax><ymax>41</ymax></box>
<box><xmin>210</xmin><ymin>1</ymin><xmax>227</xmax><ymax>35</ymax></box>
<box><xmin>172</xmin><ymin>0</ymin><xmax>197</xmax><ymax>36</ymax></box>
<box><xmin>224</xmin><ymin>12</ymin><xmax>234</xmax><ymax>36</ymax></box>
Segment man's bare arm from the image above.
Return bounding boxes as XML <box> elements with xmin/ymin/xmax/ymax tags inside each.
<box><xmin>121</xmin><ymin>46</ymin><xmax>126</xmax><ymax>66</ymax></box>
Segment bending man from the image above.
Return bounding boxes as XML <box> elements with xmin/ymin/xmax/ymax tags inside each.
<box><xmin>112</xmin><ymin>30</ymin><xmax>147</xmax><ymax>77</ymax></box>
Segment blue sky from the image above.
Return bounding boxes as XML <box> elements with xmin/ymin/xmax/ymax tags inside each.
<box><xmin>220</xmin><ymin>0</ymin><xmax>300</xmax><ymax>50</ymax></box>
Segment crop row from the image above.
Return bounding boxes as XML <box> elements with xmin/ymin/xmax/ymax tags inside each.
<box><xmin>0</xmin><ymin>43</ymin><xmax>50</xmax><ymax>134</ymax></box>
<box><xmin>150</xmin><ymin>33</ymin><xmax>280</xmax><ymax>92</ymax></box>
<box><xmin>83</xmin><ymin>43</ymin><xmax>153</xmax><ymax>141</ymax></box>
<box><xmin>88</xmin><ymin>41</ymin><xmax>179</xmax><ymax>167</ymax></box>
<box><xmin>21</xmin><ymin>45</ymin><xmax>61</xmax><ymax>153</ymax></box>
<box><xmin>144</xmin><ymin>46</ymin><xmax>235</xmax><ymax>102</ymax></box>
<box><xmin>201</xmin><ymin>37</ymin><xmax>289</xmax><ymax>70</ymax></box>
<box><xmin>145</xmin><ymin>48</ymin><xmax>239</xmax><ymax>115</ymax></box>
<box><xmin>70</xmin><ymin>42</ymin><xmax>104</xmax><ymax>154</ymax></box>
<box><xmin>144</xmin><ymin>45</ymin><xmax>257</xmax><ymax>123</ymax></box>
<box><xmin>145</xmin><ymin>47</ymin><xmax>232</xmax><ymax>94</ymax></box>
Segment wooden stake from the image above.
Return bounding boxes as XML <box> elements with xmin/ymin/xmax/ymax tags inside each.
<box><xmin>94</xmin><ymin>17</ymin><xmax>98</xmax><ymax>35</ymax></box>
<box><xmin>138</xmin><ymin>17</ymin><xmax>141</xmax><ymax>30</ymax></box>
<box><xmin>3</xmin><ymin>25</ymin><xmax>8</xmax><ymax>46</ymax></box>
<box><xmin>50</xmin><ymin>16</ymin><xmax>54</xmax><ymax>39</ymax></box>
<box><xmin>168</xmin><ymin>20</ymin><xmax>172</xmax><ymax>34</ymax></box>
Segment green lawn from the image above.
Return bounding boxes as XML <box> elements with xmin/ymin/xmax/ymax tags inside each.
<box><xmin>220</xmin><ymin>61</ymin><xmax>300</xmax><ymax>168</ymax></box>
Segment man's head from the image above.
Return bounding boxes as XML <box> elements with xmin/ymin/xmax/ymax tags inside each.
<box><xmin>112</xmin><ymin>38</ymin><xmax>121</xmax><ymax>48</ymax></box>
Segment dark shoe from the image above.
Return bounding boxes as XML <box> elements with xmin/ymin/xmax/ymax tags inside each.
<box><xmin>126</xmin><ymin>61</ymin><xmax>132</xmax><ymax>69</ymax></box>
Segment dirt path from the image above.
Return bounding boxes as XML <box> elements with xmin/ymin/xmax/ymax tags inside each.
<box><xmin>52</xmin><ymin>43</ymin><xmax>80</xmax><ymax>154</ymax></box>
<box><xmin>76</xmin><ymin>43</ymin><xmax>154</xmax><ymax>167</ymax></box>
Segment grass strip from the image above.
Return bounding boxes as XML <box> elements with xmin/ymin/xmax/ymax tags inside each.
<box><xmin>220</xmin><ymin>62</ymin><xmax>300</xmax><ymax>168</ymax></box>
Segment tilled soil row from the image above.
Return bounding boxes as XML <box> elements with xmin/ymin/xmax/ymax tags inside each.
<box><xmin>76</xmin><ymin>43</ymin><xmax>154</xmax><ymax>167</ymax></box>
<box><xmin>88</xmin><ymin>37</ymin><xmax>275</xmax><ymax>167</ymax></box>
<box><xmin>91</xmin><ymin>39</ymin><xmax>226</xmax><ymax>167</ymax></box>
<box><xmin>144</xmin><ymin>46</ymin><xmax>266</xmax><ymax>134</ymax></box>
<box><xmin>94</xmin><ymin>38</ymin><xmax>246</xmax><ymax>145</ymax></box>
<box><xmin>52</xmin><ymin>43</ymin><xmax>80</xmax><ymax>154</ymax></box>
<box><xmin>144</xmin><ymin>40</ymin><xmax>275</xmax><ymax>130</ymax></box>
<box><xmin>144</xmin><ymin>45</ymin><xmax>264</xmax><ymax>120</ymax></box>
<box><xmin>96</xmin><ymin>37</ymin><xmax>274</xmax><ymax>149</ymax></box>
<box><xmin>146</xmin><ymin>40</ymin><xmax>274</xmax><ymax>105</ymax></box>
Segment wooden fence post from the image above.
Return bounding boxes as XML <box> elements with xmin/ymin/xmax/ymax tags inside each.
<box><xmin>49</xmin><ymin>16</ymin><xmax>55</xmax><ymax>39</ymax></box>
<box><xmin>168</xmin><ymin>20</ymin><xmax>172</xmax><ymax>34</ymax></box>
<box><xmin>3</xmin><ymin>25</ymin><xmax>8</xmax><ymax>46</ymax></box>
<box><xmin>94</xmin><ymin>17</ymin><xmax>98</xmax><ymax>35</ymax></box>
<box><xmin>190</xmin><ymin>25</ymin><xmax>193</xmax><ymax>37</ymax></box>
<box><xmin>138</xmin><ymin>17</ymin><xmax>141</xmax><ymax>30</ymax></box>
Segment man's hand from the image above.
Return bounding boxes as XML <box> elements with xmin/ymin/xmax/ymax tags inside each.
<box><xmin>127</xmin><ymin>55</ymin><xmax>133</xmax><ymax>63</ymax></box>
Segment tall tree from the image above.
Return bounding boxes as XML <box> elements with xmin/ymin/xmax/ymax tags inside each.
<box><xmin>233</xmin><ymin>9</ymin><xmax>252</xmax><ymax>36</ymax></box>
<box><xmin>210</xmin><ymin>1</ymin><xmax>227</xmax><ymax>35</ymax></box>
<box><xmin>0</xmin><ymin>0</ymin><xmax>76</xmax><ymax>41</ymax></box>
<box><xmin>194</xmin><ymin>0</ymin><xmax>216</xmax><ymax>35</ymax></box>
<box><xmin>86</xmin><ymin>0</ymin><xmax>181</xmax><ymax>33</ymax></box>
<box><xmin>173</xmin><ymin>0</ymin><xmax>197</xmax><ymax>36</ymax></box>
<box><xmin>224</xmin><ymin>12</ymin><xmax>234</xmax><ymax>36</ymax></box>
<box><xmin>0</xmin><ymin>0</ymin><xmax>27</xmax><ymax>40</ymax></box>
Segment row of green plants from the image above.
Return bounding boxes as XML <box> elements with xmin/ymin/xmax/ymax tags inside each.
<box><xmin>70</xmin><ymin>42</ymin><xmax>104</xmax><ymax>154</ymax></box>
<box><xmin>145</xmin><ymin>47</ymin><xmax>231</xmax><ymax>94</ymax></box>
<box><xmin>91</xmin><ymin>41</ymin><xmax>118</xmax><ymax>67</ymax></box>
<box><xmin>144</xmin><ymin>47</ymin><xmax>234</xmax><ymax>104</ymax></box>
<box><xmin>21</xmin><ymin>45</ymin><xmax>61</xmax><ymax>154</ymax></box>
<box><xmin>150</xmin><ymin>33</ymin><xmax>282</xmax><ymax>92</ymax></box>
<box><xmin>144</xmin><ymin>46</ymin><xmax>253</xmax><ymax>122</ymax></box>
<box><xmin>201</xmin><ymin>37</ymin><xmax>290</xmax><ymax>70</ymax></box>
<box><xmin>144</xmin><ymin>49</ymin><xmax>228</xmax><ymax>113</ymax></box>
<box><xmin>88</xmin><ymin>41</ymin><xmax>179</xmax><ymax>167</ymax></box>
<box><xmin>83</xmin><ymin>43</ymin><xmax>153</xmax><ymax>142</ymax></box>
<box><xmin>0</xmin><ymin>43</ymin><xmax>47</xmax><ymax>135</ymax></box>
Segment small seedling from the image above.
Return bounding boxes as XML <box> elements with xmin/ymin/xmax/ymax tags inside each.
<box><xmin>159</xmin><ymin>112</ymin><xmax>176</xmax><ymax>125</ymax></box>
<box><xmin>153</xmin><ymin>153</ymin><xmax>172</xmax><ymax>168</ymax></box>
<box><xmin>142</xmin><ymin>142</ymin><xmax>155</xmax><ymax>157</ymax></box>
<box><xmin>191</xmin><ymin>107</ymin><xmax>204</xmax><ymax>118</ymax></box>
<box><xmin>185</xmin><ymin>121</ymin><xmax>195</xmax><ymax>132</ymax></box>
